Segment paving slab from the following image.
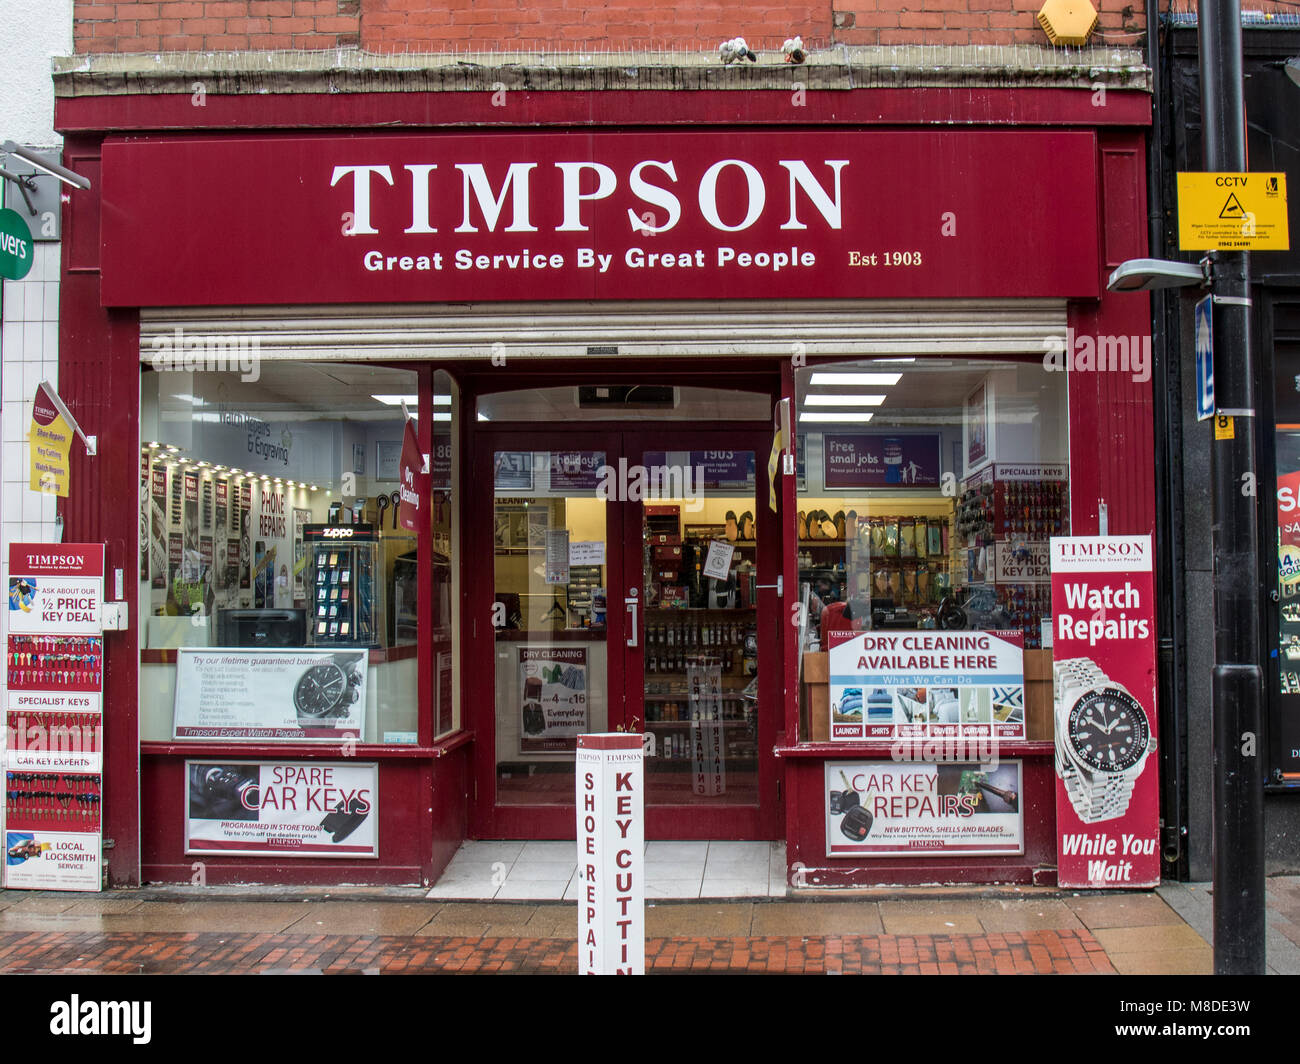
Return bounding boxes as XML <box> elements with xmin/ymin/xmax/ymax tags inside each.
<box><xmin>128</xmin><ymin>901</ymin><xmax>316</xmax><ymax>933</ymax></box>
<box><xmin>1065</xmin><ymin>892</ymin><xmax>1185</xmax><ymax>929</ymax></box>
<box><xmin>280</xmin><ymin>902</ymin><xmax>442</xmax><ymax>936</ymax></box>
<box><xmin>645</xmin><ymin>902</ymin><xmax>753</xmax><ymax>937</ymax></box>
<box><xmin>969</xmin><ymin>899</ymin><xmax>1085</xmax><ymax>933</ymax></box>
<box><xmin>878</xmin><ymin>901</ymin><xmax>984</xmax><ymax>935</ymax></box>
<box><xmin>750</xmin><ymin>902</ymin><xmax>884</xmax><ymax>936</ymax></box>
<box><xmin>1093</xmin><ymin>923</ymin><xmax>1210</xmax><ymax>953</ymax></box>
<box><xmin>1107</xmin><ymin>949</ymin><xmax>1213</xmax><ymax>975</ymax></box>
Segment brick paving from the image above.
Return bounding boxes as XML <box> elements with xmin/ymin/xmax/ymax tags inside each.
<box><xmin>0</xmin><ymin>928</ymin><xmax>1115</xmax><ymax>975</ymax></box>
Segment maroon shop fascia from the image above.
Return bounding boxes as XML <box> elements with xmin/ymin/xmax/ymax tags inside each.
<box><xmin>52</xmin><ymin>84</ymin><xmax>1156</xmax><ymax>886</ymax></box>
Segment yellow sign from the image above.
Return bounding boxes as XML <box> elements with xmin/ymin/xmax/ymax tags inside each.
<box><xmin>1214</xmin><ymin>413</ymin><xmax>1235</xmax><ymax>440</ymax></box>
<box><xmin>28</xmin><ymin>383</ymin><xmax>72</xmax><ymax>497</ymax></box>
<box><xmin>1177</xmin><ymin>172</ymin><xmax>1289</xmax><ymax>250</ymax></box>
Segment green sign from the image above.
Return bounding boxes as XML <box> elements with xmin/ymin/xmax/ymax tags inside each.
<box><xmin>0</xmin><ymin>207</ymin><xmax>34</xmax><ymax>280</ymax></box>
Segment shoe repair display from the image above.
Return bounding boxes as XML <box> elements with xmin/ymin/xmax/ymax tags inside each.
<box><xmin>797</xmin><ymin>510</ymin><xmax>809</xmax><ymax>540</ymax></box>
<box><xmin>834</xmin><ymin>510</ymin><xmax>846</xmax><ymax>539</ymax></box>
<box><xmin>725</xmin><ymin>510</ymin><xmax>738</xmax><ymax>542</ymax></box>
<box><xmin>739</xmin><ymin>510</ymin><xmax>755</xmax><ymax>540</ymax></box>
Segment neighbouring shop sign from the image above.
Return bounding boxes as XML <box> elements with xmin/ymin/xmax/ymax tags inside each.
<box><xmin>823</xmin><ymin>433</ymin><xmax>941</xmax><ymax>488</ymax></box>
<box><xmin>0</xmin><ymin>206</ymin><xmax>34</xmax><ymax>280</ymax></box>
<box><xmin>397</xmin><ymin>416</ymin><xmax>428</xmax><ymax>532</ymax></box>
<box><xmin>172</xmin><ymin>648</ymin><xmax>366</xmax><ymax>741</ymax></box>
<box><xmin>101</xmin><ymin>130</ymin><xmax>1100</xmax><ymax>306</ymax></box>
<box><xmin>519</xmin><ymin>646</ymin><xmax>589</xmax><ymax>752</ymax></box>
<box><xmin>29</xmin><ymin>384</ymin><xmax>73</xmax><ymax>497</ymax></box>
<box><xmin>826</xmin><ymin>629</ymin><xmax>1025</xmax><ymax>741</ymax></box>
<box><xmin>185</xmin><ymin>761</ymin><xmax>378</xmax><ymax>857</ymax></box>
<box><xmin>825</xmin><ymin>761</ymin><xmax>1024</xmax><ymax>857</ymax></box>
<box><xmin>1050</xmin><ymin>535</ymin><xmax>1159</xmax><ymax>888</ymax></box>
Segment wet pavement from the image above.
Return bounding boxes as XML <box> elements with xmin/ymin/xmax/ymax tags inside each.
<box><xmin>0</xmin><ymin>881</ymin><xmax>1253</xmax><ymax>975</ymax></box>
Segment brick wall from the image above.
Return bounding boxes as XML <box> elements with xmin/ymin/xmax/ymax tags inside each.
<box><xmin>74</xmin><ymin>1</ymin><xmax>361</xmax><ymax>53</ymax></box>
<box><xmin>94</xmin><ymin>0</ymin><xmax>1300</xmax><ymax>54</ymax></box>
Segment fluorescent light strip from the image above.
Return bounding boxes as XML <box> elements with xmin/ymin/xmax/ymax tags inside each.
<box><xmin>803</xmin><ymin>394</ymin><xmax>886</xmax><ymax>407</ymax></box>
<box><xmin>807</xmin><ymin>372</ymin><xmax>902</xmax><ymax>386</ymax></box>
<box><xmin>799</xmin><ymin>412</ymin><xmax>875</xmax><ymax>423</ymax></box>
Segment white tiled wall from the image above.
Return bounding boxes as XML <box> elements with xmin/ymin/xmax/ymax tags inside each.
<box><xmin>1</xmin><ymin>241</ymin><xmax>62</xmax><ymax>760</ymax></box>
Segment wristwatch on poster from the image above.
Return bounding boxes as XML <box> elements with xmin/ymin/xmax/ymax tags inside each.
<box><xmin>1053</xmin><ymin>657</ymin><xmax>1155</xmax><ymax>824</ymax></box>
<box><xmin>293</xmin><ymin>654</ymin><xmax>364</xmax><ymax>724</ymax></box>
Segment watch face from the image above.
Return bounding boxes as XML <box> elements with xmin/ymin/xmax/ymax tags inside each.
<box><xmin>1068</xmin><ymin>688</ymin><xmax>1149</xmax><ymax>771</ymax></box>
<box><xmin>294</xmin><ymin>662</ymin><xmax>347</xmax><ymax>717</ymax></box>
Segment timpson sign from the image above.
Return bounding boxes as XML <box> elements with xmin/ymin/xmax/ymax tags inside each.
<box><xmin>101</xmin><ymin>130</ymin><xmax>1100</xmax><ymax>306</ymax></box>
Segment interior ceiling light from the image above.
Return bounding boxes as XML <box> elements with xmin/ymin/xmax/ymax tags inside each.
<box><xmin>808</xmin><ymin>372</ymin><xmax>902</xmax><ymax>387</ymax></box>
<box><xmin>1036</xmin><ymin>0</ymin><xmax>1098</xmax><ymax>46</ymax></box>
<box><xmin>803</xmin><ymin>394</ymin><xmax>886</xmax><ymax>407</ymax></box>
<box><xmin>799</xmin><ymin>412</ymin><xmax>875</xmax><ymax>423</ymax></box>
<box><xmin>371</xmin><ymin>394</ymin><xmax>419</xmax><ymax>406</ymax></box>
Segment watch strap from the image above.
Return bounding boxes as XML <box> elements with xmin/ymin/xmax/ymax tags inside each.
<box><xmin>1061</xmin><ymin>758</ymin><xmax>1136</xmax><ymax>823</ymax></box>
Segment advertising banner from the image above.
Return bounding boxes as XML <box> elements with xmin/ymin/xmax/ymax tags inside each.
<box><xmin>823</xmin><ymin>434</ymin><xmax>941</xmax><ymax>488</ymax></box>
<box><xmin>827</xmin><ymin>629</ymin><xmax>1025</xmax><ymax>741</ymax></box>
<box><xmin>992</xmin><ymin>540</ymin><xmax>1051</xmax><ymax>583</ymax></box>
<box><xmin>519</xmin><ymin>646</ymin><xmax>588</xmax><ymax>752</ymax></box>
<box><xmin>642</xmin><ymin>450</ymin><xmax>756</xmax><ymax>490</ymax></box>
<box><xmin>4</xmin><ymin>543</ymin><xmax>104</xmax><ymax>891</ymax></box>
<box><xmin>28</xmin><ymin>384</ymin><xmax>72</xmax><ymax>497</ymax></box>
<box><xmin>5</xmin><ymin>832</ymin><xmax>100</xmax><ymax>891</ymax></box>
<box><xmin>1050</xmin><ymin>535</ymin><xmax>1159</xmax><ymax>888</ymax></box>
<box><xmin>825</xmin><ymin>761</ymin><xmax>1023</xmax><ymax>857</ymax></box>
<box><xmin>185</xmin><ymin>761</ymin><xmax>378</xmax><ymax>857</ymax></box>
<box><xmin>173</xmin><ymin>648</ymin><xmax>366</xmax><ymax>740</ymax></box>
<box><xmin>398</xmin><ymin>417</ymin><xmax>428</xmax><ymax>532</ymax></box>
<box><xmin>7</xmin><ymin>543</ymin><xmax>103</xmax><ymax>635</ymax></box>
<box><xmin>549</xmin><ymin>450</ymin><xmax>605</xmax><ymax>491</ymax></box>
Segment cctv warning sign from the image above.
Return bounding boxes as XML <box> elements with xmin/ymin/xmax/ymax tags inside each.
<box><xmin>1177</xmin><ymin>172</ymin><xmax>1289</xmax><ymax>250</ymax></box>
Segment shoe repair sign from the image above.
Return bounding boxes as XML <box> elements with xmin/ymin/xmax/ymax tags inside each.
<box><xmin>185</xmin><ymin>761</ymin><xmax>378</xmax><ymax>857</ymax></box>
<box><xmin>1050</xmin><ymin>536</ymin><xmax>1159</xmax><ymax>888</ymax></box>
<box><xmin>825</xmin><ymin>761</ymin><xmax>1023</xmax><ymax>857</ymax></box>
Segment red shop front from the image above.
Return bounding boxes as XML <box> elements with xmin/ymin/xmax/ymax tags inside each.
<box><xmin>53</xmin><ymin>78</ymin><xmax>1154</xmax><ymax>887</ymax></box>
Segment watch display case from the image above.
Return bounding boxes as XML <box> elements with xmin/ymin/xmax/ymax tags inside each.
<box><xmin>305</xmin><ymin>524</ymin><xmax>380</xmax><ymax>647</ymax></box>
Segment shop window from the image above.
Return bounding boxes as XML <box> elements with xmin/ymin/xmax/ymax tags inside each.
<box><xmin>794</xmin><ymin>358</ymin><xmax>1068</xmax><ymax>740</ymax></box>
<box><xmin>137</xmin><ymin>362</ymin><xmax>448</xmax><ymax>745</ymax></box>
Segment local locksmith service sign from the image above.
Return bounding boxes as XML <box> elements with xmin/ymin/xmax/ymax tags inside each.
<box><xmin>1050</xmin><ymin>536</ymin><xmax>1159</xmax><ymax>888</ymax></box>
<box><xmin>827</xmin><ymin>629</ymin><xmax>1025</xmax><ymax>741</ymax></box>
<box><xmin>7</xmin><ymin>543</ymin><xmax>103</xmax><ymax>635</ymax></box>
<box><xmin>185</xmin><ymin>761</ymin><xmax>378</xmax><ymax>857</ymax></box>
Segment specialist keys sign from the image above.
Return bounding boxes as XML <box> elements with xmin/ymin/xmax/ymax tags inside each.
<box><xmin>1050</xmin><ymin>536</ymin><xmax>1159</xmax><ymax>888</ymax></box>
<box><xmin>827</xmin><ymin>629</ymin><xmax>1026</xmax><ymax>741</ymax></box>
<box><xmin>7</xmin><ymin>543</ymin><xmax>103</xmax><ymax>635</ymax></box>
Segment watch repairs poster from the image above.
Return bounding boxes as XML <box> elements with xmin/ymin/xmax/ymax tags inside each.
<box><xmin>519</xmin><ymin>646</ymin><xmax>588</xmax><ymax>753</ymax></box>
<box><xmin>1050</xmin><ymin>536</ymin><xmax>1159</xmax><ymax>888</ymax></box>
<box><xmin>173</xmin><ymin>648</ymin><xmax>366</xmax><ymax>741</ymax></box>
<box><xmin>827</xmin><ymin>629</ymin><xmax>1025</xmax><ymax>741</ymax></box>
<box><xmin>825</xmin><ymin>761</ymin><xmax>1023</xmax><ymax>857</ymax></box>
<box><xmin>185</xmin><ymin>761</ymin><xmax>377</xmax><ymax>857</ymax></box>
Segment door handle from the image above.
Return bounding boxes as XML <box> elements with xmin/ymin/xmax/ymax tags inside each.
<box><xmin>625</xmin><ymin>588</ymin><xmax>639</xmax><ymax>648</ymax></box>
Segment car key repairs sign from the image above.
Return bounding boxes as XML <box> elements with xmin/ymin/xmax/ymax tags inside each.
<box><xmin>172</xmin><ymin>648</ymin><xmax>366</xmax><ymax>740</ymax></box>
<box><xmin>1050</xmin><ymin>536</ymin><xmax>1159</xmax><ymax>888</ymax></box>
<box><xmin>827</xmin><ymin>629</ymin><xmax>1025</xmax><ymax>742</ymax></box>
<box><xmin>575</xmin><ymin>734</ymin><xmax>644</xmax><ymax>975</ymax></box>
<box><xmin>825</xmin><ymin>761</ymin><xmax>1024</xmax><ymax>857</ymax></box>
<box><xmin>185</xmin><ymin>761</ymin><xmax>378</xmax><ymax>857</ymax></box>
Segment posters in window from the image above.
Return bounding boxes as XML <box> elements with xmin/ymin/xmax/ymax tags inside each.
<box><xmin>826</xmin><ymin>629</ymin><xmax>1025</xmax><ymax>741</ymax></box>
<box><xmin>173</xmin><ymin>648</ymin><xmax>366</xmax><ymax>740</ymax></box>
<box><xmin>825</xmin><ymin>761</ymin><xmax>1023</xmax><ymax>857</ymax></box>
<box><xmin>185</xmin><ymin>761</ymin><xmax>377</xmax><ymax>857</ymax></box>
<box><xmin>519</xmin><ymin>646</ymin><xmax>588</xmax><ymax>752</ymax></box>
